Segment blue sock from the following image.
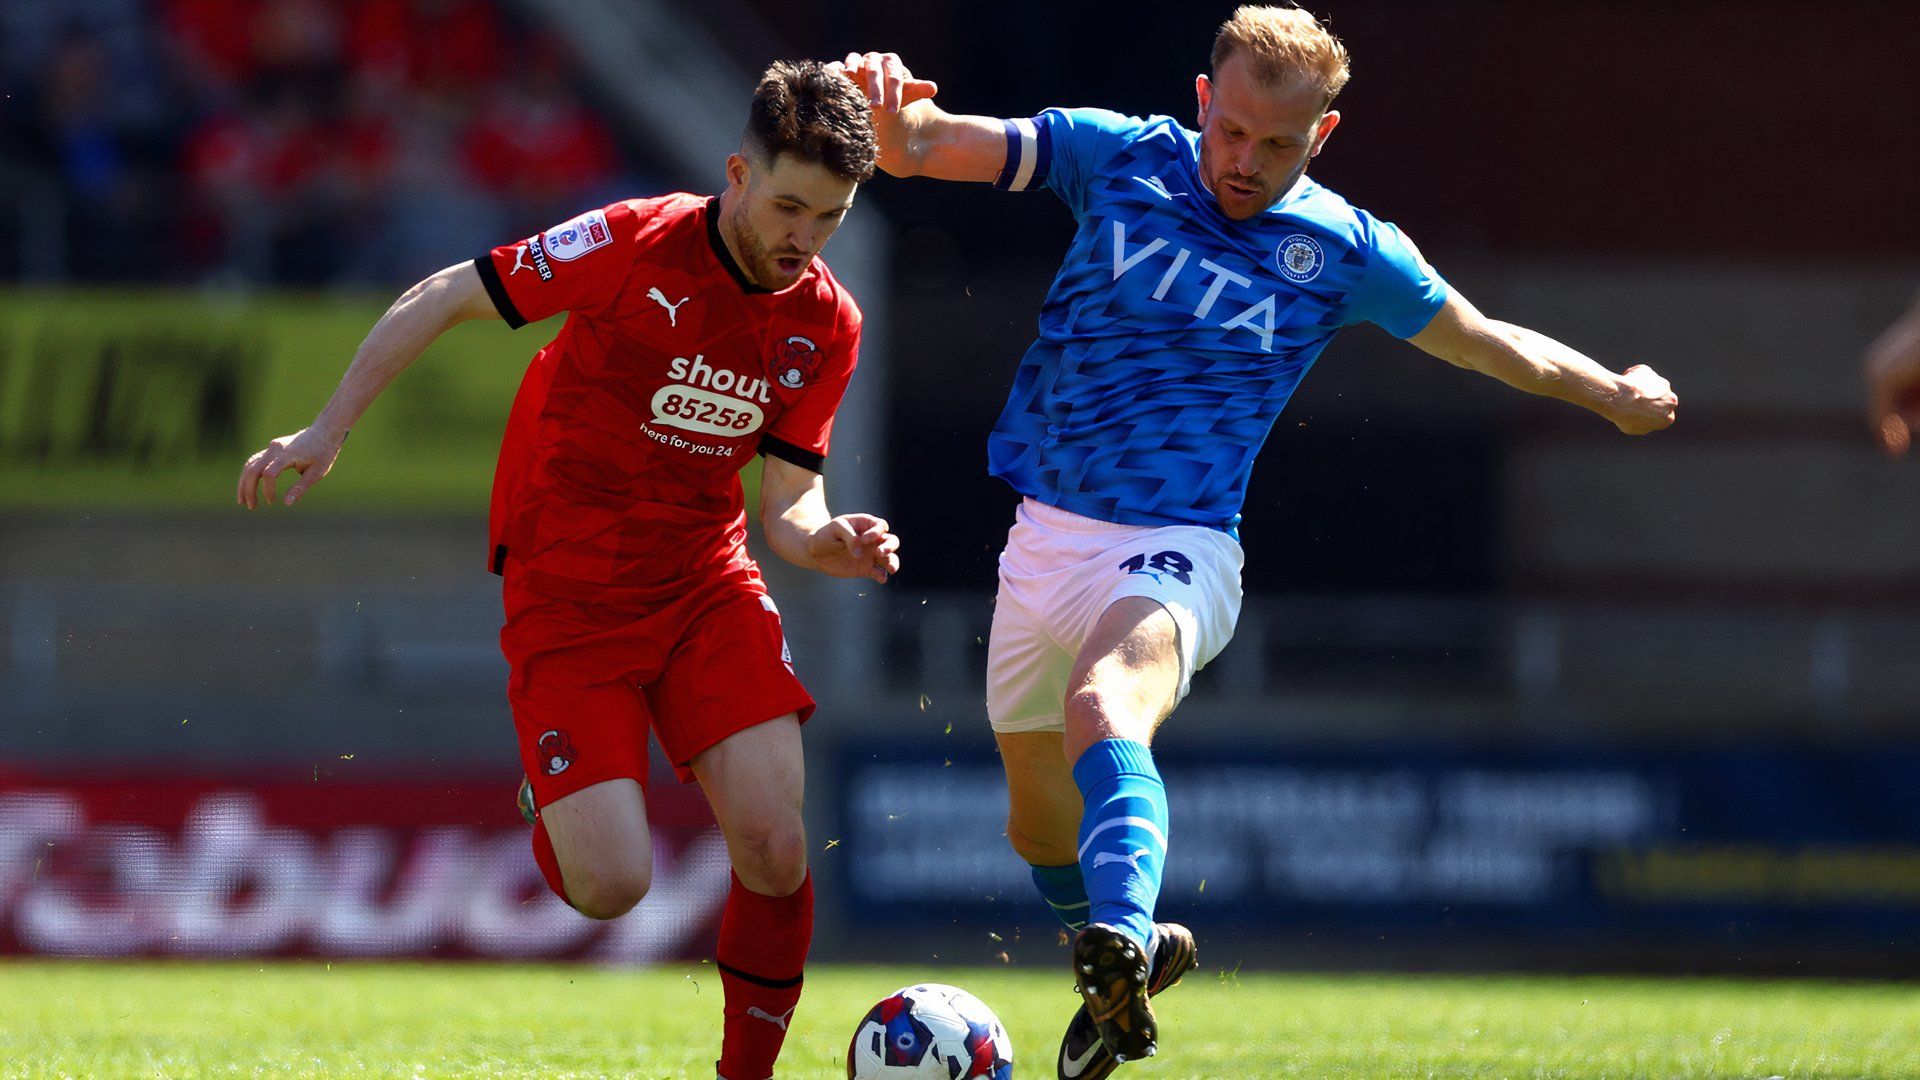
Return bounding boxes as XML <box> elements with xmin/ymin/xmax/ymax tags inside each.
<box><xmin>1072</xmin><ymin>738</ymin><xmax>1167</xmax><ymax>953</ymax></box>
<box><xmin>1030</xmin><ymin>862</ymin><xmax>1091</xmax><ymax>933</ymax></box>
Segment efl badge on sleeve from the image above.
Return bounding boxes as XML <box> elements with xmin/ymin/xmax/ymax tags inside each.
<box><xmin>544</xmin><ymin>209</ymin><xmax>613</xmax><ymax>262</ymax></box>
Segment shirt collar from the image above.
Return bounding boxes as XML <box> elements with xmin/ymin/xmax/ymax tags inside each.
<box><xmin>705</xmin><ymin>195</ymin><xmax>771</xmax><ymax>294</ymax></box>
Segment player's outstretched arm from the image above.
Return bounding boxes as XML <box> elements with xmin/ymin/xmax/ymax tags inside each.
<box><xmin>236</xmin><ymin>261</ymin><xmax>500</xmax><ymax>509</ymax></box>
<box><xmin>1408</xmin><ymin>292</ymin><xmax>1678</xmax><ymax>435</ymax></box>
<box><xmin>830</xmin><ymin>52</ymin><xmax>1005</xmax><ymax>182</ymax></box>
<box><xmin>1864</xmin><ymin>290</ymin><xmax>1920</xmax><ymax>456</ymax></box>
<box><xmin>758</xmin><ymin>455</ymin><xmax>901</xmax><ymax>584</ymax></box>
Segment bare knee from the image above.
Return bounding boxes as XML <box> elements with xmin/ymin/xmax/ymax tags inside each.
<box><xmin>565</xmin><ymin>861</ymin><xmax>651</xmax><ymax>920</ymax></box>
<box><xmin>1065</xmin><ymin>685</ymin><xmax>1122</xmax><ymax>742</ymax></box>
<box><xmin>997</xmin><ymin>730</ymin><xmax>1084</xmax><ymax>866</ymax></box>
<box><xmin>728</xmin><ymin>814</ymin><xmax>807</xmax><ymax>896</ymax></box>
<box><xmin>1064</xmin><ymin>685</ymin><xmax>1160</xmax><ymax>763</ymax></box>
<box><xmin>1063</xmin><ymin>599</ymin><xmax>1181</xmax><ymax>762</ymax></box>
<box><xmin>1007</xmin><ymin>813</ymin><xmax>1078</xmax><ymax>868</ymax></box>
<box><xmin>1065</xmin><ymin>663</ymin><xmax>1177</xmax><ymax>762</ymax></box>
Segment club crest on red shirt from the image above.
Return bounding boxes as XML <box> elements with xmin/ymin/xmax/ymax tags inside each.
<box><xmin>537</xmin><ymin>729</ymin><xmax>577</xmax><ymax>775</ymax></box>
<box><xmin>771</xmin><ymin>336</ymin><xmax>820</xmax><ymax>389</ymax></box>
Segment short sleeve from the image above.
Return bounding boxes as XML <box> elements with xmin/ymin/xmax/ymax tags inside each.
<box><xmin>475</xmin><ymin>201</ymin><xmax>640</xmax><ymax>328</ymax></box>
<box><xmin>1344</xmin><ymin>214</ymin><xmax>1449</xmax><ymax>339</ymax></box>
<box><xmin>761</xmin><ymin>307</ymin><xmax>861</xmax><ymax>473</ymax></box>
<box><xmin>994</xmin><ymin>107</ymin><xmax>1143</xmax><ymax>218</ymax></box>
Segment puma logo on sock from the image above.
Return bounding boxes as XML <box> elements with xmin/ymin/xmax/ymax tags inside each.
<box><xmin>1092</xmin><ymin>848</ymin><xmax>1150</xmax><ymax>873</ymax></box>
<box><xmin>746</xmin><ymin>1005</ymin><xmax>794</xmax><ymax>1031</ymax></box>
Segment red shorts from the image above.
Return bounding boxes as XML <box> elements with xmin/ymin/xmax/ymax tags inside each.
<box><xmin>500</xmin><ymin>569</ymin><xmax>815</xmax><ymax>808</ymax></box>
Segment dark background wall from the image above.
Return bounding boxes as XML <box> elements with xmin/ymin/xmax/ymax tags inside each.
<box><xmin>753</xmin><ymin>0</ymin><xmax>1920</xmax><ymax>258</ymax></box>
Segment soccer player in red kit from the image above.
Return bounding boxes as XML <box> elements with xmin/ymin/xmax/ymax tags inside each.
<box><xmin>237</xmin><ymin>61</ymin><xmax>897</xmax><ymax>1080</ymax></box>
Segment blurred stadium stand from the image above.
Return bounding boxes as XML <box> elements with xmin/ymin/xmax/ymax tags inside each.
<box><xmin>2</xmin><ymin>0</ymin><xmax>1918</xmax><ymax>972</ymax></box>
<box><xmin>0</xmin><ymin>0</ymin><xmax>645</xmax><ymax>284</ymax></box>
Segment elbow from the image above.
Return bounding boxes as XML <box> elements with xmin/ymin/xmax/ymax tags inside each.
<box><xmin>394</xmin><ymin>275</ymin><xmax>438</xmax><ymax>313</ymax></box>
<box><xmin>1468</xmin><ymin>328</ymin><xmax>1546</xmax><ymax>382</ymax></box>
<box><xmin>1436</xmin><ymin>340</ymin><xmax>1490</xmax><ymax>374</ymax></box>
<box><xmin>760</xmin><ymin>513</ymin><xmax>805</xmax><ymax>567</ymax></box>
<box><xmin>385</xmin><ymin>275</ymin><xmax>466</xmax><ymax>337</ymax></box>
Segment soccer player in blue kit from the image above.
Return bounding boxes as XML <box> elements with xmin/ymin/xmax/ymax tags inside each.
<box><xmin>837</xmin><ymin>7</ymin><xmax>1677</xmax><ymax>1076</ymax></box>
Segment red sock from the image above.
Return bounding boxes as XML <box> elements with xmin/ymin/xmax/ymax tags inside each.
<box><xmin>714</xmin><ymin>870</ymin><xmax>813</xmax><ymax>1080</ymax></box>
<box><xmin>530</xmin><ymin>818</ymin><xmax>571</xmax><ymax>906</ymax></box>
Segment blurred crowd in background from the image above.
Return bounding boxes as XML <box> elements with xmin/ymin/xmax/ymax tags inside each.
<box><xmin>0</xmin><ymin>0</ymin><xmax>645</xmax><ymax>285</ymax></box>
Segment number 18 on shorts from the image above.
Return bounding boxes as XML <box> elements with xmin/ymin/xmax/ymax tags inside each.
<box><xmin>986</xmin><ymin>498</ymin><xmax>1243</xmax><ymax>734</ymax></box>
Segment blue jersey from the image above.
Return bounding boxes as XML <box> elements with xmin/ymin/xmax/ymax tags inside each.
<box><xmin>986</xmin><ymin>108</ymin><xmax>1448</xmax><ymax>535</ymax></box>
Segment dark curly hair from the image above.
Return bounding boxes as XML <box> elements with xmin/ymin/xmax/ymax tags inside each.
<box><xmin>743</xmin><ymin>60</ymin><xmax>877</xmax><ymax>183</ymax></box>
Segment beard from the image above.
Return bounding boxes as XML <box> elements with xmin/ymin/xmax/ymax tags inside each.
<box><xmin>727</xmin><ymin>200</ymin><xmax>808</xmax><ymax>288</ymax></box>
<box><xmin>1198</xmin><ymin>140</ymin><xmax>1307</xmax><ymax>220</ymax></box>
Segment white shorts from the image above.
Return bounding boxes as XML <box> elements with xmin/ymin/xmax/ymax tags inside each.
<box><xmin>986</xmin><ymin>498</ymin><xmax>1244</xmax><ymax>734</ymax></box>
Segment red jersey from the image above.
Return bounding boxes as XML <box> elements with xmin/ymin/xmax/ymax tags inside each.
<box><xmin>474</xmin><ymin>193</ymin><xmax>862</xmax><ymax>602</ymax></box>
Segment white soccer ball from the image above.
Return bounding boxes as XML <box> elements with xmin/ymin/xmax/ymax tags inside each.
<box><xmin>846</xmin><ymin>982</ymin><xmax>1014</xmax><ymax>1080</ymax></box>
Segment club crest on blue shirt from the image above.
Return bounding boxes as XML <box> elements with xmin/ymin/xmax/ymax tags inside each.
<box><xmin>1276</xmin><ymin>233</ymin><xmax>1325</xmax><ymax>283</ymax></box>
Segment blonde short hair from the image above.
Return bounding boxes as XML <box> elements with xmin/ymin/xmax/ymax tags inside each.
<box><xmin>1210</xmin><ymin>5</ymin><xmax>1351</xmax><ymax>108</ymax></box>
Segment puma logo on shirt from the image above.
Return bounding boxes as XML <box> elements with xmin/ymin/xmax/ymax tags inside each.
<box><xmin>647</xmin><ymin>286</ymin><xmax>691</xmax><ymax>326</ymax></box>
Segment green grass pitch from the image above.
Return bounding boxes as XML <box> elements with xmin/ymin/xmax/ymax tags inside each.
<box><xmin>1</xmin><ymin>961</ymin><xmax>1914</xmax><ymax>1078</ymax></box>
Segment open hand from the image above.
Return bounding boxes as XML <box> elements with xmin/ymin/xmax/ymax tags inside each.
<box><xmin>828</xmin><ymin>52</ymin><xmax>938</xmax><ymax>114</ymax></box>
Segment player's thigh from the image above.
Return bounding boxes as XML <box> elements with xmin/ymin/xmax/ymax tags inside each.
<box><xmin>996</xmin><ymin>730</ymin><xmax>1082</xmax><ymax>866</ymax></box>
<box><xmin>1063</xmin><ymin>595</ymin><xmax>1184</xmax><ymax>760</ymax></box>
<box><xmin>501</xmin><ymin>580</ymin><xmax>664</xmax><ymax>912</ymax></box>
<box><xmin>689</xmin><ymin>713</ymin><xmax>807</xmax><ymax>894</ymax></box>
<box><xmin>540</xmin><ymin>777</ymin><xmax>653</xmax><ymax>912</ymax></box>
<box><xmin>648</xmin><ymin>589</ymin><xmax>816</xmax><ymax>784</ymax></box>
<box><xmin>987</xmin><ymin>586</ymin><xmax>1075</xmax><ymax>735</ymax></box>
<box><xmin>506</xmin><ymin>667</ymin><xmax>655</xmax><ymax>911</ymax></box>
<box><xmin>502</xmin><ymin>578</ymin><xmax>661</xmax><ymax>805</ymax></box>
<box><xmin>1062</xmin><ymin>527</ymin><xmax>1245</xmax><ymax>757</ymax></box>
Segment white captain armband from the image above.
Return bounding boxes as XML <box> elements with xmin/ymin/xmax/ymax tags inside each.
<box><xmin>991</xmin><ymin>117</ymin><xmax>1051</xmax><ymax>192</ymax></box>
